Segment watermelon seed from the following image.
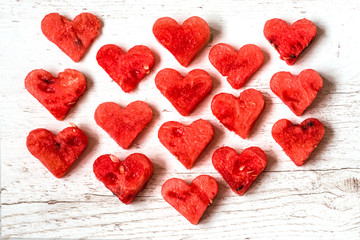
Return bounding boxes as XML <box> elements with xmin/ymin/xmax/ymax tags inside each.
<box><xmin>74</xmin><ymin>38</ymin><xmax>83</xmax><ymax>46</ymax></box>
<box><xmin>236</xmin><ymin>186</ymin><xmax>244</xmax><ymax>191</ymax></box>
<box><xmin>307</xmin><ymin>121</ymin><xmax>314</xmax><ymax>127</ymax></box>
<box><xmin>110</xmin><ymin>154</ymin><xmax>119</xmax><ymax>163</ymax></box>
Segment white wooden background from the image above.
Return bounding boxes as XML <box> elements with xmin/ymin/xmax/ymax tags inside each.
<box><xmin>1</xmin><ymin>0</ymin><xmax>359</xmax><ymax>239</ymax></box>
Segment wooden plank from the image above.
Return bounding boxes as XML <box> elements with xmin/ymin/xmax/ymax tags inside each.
<box><xmin>1</xmin><ymin>0</ymin><xmax>360</xmax><ymax>239</ymax></box>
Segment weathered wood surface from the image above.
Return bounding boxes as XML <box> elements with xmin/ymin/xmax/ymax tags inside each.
<box><xmin>1</xmin><ymin>0</ymin><xmax>359</xmax><ymax>239</ymax></box>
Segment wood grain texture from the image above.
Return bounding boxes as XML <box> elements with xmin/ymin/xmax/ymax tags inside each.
<box><xmin>1</xmin><ymin>0</ymin><xmax>359</xmax><ymax>239</ymax></box>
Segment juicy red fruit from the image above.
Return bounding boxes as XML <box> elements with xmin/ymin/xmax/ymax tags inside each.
<box><xmin>270</xmin><ymin>69</ymin><xmax>323</xmax><ymax>116</ymax></box>
<box><xmin>211</xmin><ymin>89</ymin><xmax>265</xmax><ymax>139</ymax></box>
<box><xmin>272</xmin><ymin>118</ymin><xmax>325</xmax><ymax>166</ymax></box>
<box><xmin>94</xmin><ymin>101</ymin><xmax>152</xmax><ymax>149</ymax></box>
<box><xmin>26</xmin><ymin>125</ymin><xmax>88</xmax><ymax>178</ymax></box>
<box><xmin>41</xmin><ymin>13</ymin><xmax>101</xmax><ymax>62</ymax></box>
<box><xmin>264</xmin><ymin>18</ymin><xmax>317</xmax><ymax>65</ymax></box>
<box><xmin>25</xmin><ymin>69</ymin><xmax>86</xmax><ymax>120</ymax></box>
<box><xmin>93</xmin><ymin>153</ymin><xmax>153</xmax><ymax>204</ymax></box>
<box><xmin>96</xmin><ymin>45</ymin><xmax>155</xmax><ymax>93</ymax></box>
<box><xmin>209</xmin><ymin>43</ymin><xmax>264</xmax><ymax>89</ymax></box>
<box><xmin>155</xmin><ymin>68</ymin><xmax>212</xmax><ymax>116</ymax></box>
<box><xmin>212</xmin><ymin>146</ymin><xmax>267</xmax><ymax>196</ymax></box>
<box><xmin>153</xmin><ymin>16</ymin><xmax>210</xmax><ymax>67</ymax></box>
<box><xmin>158</xmin><ymin>119</ymin><xmax>214</xmax><ymax>169</ymax></box>
<box><xmin>161</xmin><ymin>175</ymin><xmax>218</xmax><ymax>224</ymax></box>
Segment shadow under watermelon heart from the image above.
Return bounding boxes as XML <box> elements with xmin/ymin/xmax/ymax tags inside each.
<box><xmin>304</xmin><ymin>73</ymin><xmax>335</xmax><ymax>116</ymax></box>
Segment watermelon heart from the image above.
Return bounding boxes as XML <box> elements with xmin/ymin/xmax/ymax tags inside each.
<box><xmin>155</xmin><ymin>68</ymin><xmax>212</xmax><ymax>116</ymax></box>
<box><xmin>153</xmin><ymin>16</ymin><xmax>210</xmax><ymax>67</ymax></box>
<box><xmin>26</xmin><ymin>125</ymin><xmax>88</xmax><ymax>178</ymax></box>
<box><xmin>158</xmin><ymin>119</ymin><xmax>214</xmax><ymax>169</ymax></box>
<box><xmin>93</xmin><ymin>153</ymin><xmax>153</xmax><ymax>204</ymax></box>
<box><xmin>161</xmin><ymin>175</ymin><xmax>218</xmax><ymax>225</ymax></box>
<box><xmin>211</xmin><ymin>89</ymin><xmax>265</xmax><ymax>139</ymax></box>
<box><xmin>264</xmin><ymin>18</ymin><xmax>317</xmax><ymax>65</ymax></box>
<box><xmin>94</xmin><ymin>101</ymin><xmax>152</xmax><ymax>149</ymax></box>
<box><xmin>209</xmin><ymin>43</ymin><xmax>264</xmax><ymax>89</ymax></box>
<box><xmin>212</xmin><ymin>146</ymin><xmax>267</xmax><ymax>196</ymax></box>
<box><xmin>96</xmin><ymin>44</ymin><xmax>155</xmax><ymax>93</ymax></box>
<box><xmin>41</xmin><ymin>13</ymin><xmax>101</xmax><ymax>62</ymax></box>
<box><xmin>272</xmin><ymin>118</ymin><xmax>325</xmax><ymax>166</ymax></box>
<box><xmin>270</xmin><ymin>69</ymin><xmax>323</xmax><ymax>116</ymax></box>
<box><xmin>25</xmin><ymin>69</ymin><xmax>86</xmax><ymax>120</ymax></box>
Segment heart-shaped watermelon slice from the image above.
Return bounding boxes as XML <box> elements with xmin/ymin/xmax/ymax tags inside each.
<box><xmin>94</xmin><ymin>101</ymin><xmax>152</xmax><ymax>149</ymax></box>
<box><xmin>93</xmin><ymin>153</ymin><xmax>153</xmax><ymax>204</ymax></box>
<box><xmin>209</xmin><ymin>43</ymin><xmax>264</xmax><ymax>89</ymax></box>
<box><xmin>158</xmin><ymin>119</ymin><xmax>214</xmax><ymax>169</ymax></box>
<box><xmin>212</xmin><ymin>146</ymin><xmax>267</xmax><ymax>196</ymax></box>
<box><xmin>26</xmin><ymin>124</ymin><xmax>88</xmax><ymax>178</ymax></box>
<box><xmin>211</xmin><ymin>89</ymin><xmax>265</xmax><ymax>139</ymax></box>
<box><xmin>25</xmin><ymin>69</ymin><xmax>86</xmax><ymax>120</ymax></box>
<box><xmin>161</xmin><ymin>175</ymin><xmax>218</xmax><ymax>224</ymax></box>
<box><xmin>96</xmin><ymin>44</ymin><xmax>155</xmax><ymax>93</ymax></box>
<box><xmin>41</xmin><ymin>13</ymin><xmax>101</xmax><ymax>62</ymax></box>
<box><xmin>272</xmin><ymin>118</ymin><xmax>325</xmax><ymax>166</ymax></box>
<box><xmin>264</xmin><ymin>18</ymin><xmax>317</xmax><ymax>65</ymax></box>
<box><xmin>153</xmin><ymin>16</ymin><xmax>210</xmax><ymax>67</ymax></box>
<box><xmin>270</xmin><ymin>69</ymin><xmax>323</xmax><ymax>116</ymax></box>
<box><xmin>155</xmin><ymin>68</ymin><xmax>212</xmax><ymax>116</ymax></box>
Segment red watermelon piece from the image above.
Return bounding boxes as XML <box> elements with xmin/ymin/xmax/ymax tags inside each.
<box><xmin>155</xmin><ymin>68</ymin><xmax>212</xmax><ymax>116</ymax></box>
<box><xmin>26</xmin><ymin>124</ymin><xmax>88</xmax><ymax>178</ymax></box>
<box><xmin>158</xmin><ymin>119</ymin><xmax>214</xmax><ymax>169</ymax></box>
<box><xmin>161</xmin><ymin>175</ymin><xmax>218</xmax><ymax>224</ymax></box>
<box><xmin>211</xmin><ymin>89</ymin><xmax>265</xmax><ymax>139</ymax></box>
<box><xmin>264</xmin><ymin>18</ymin><xmax>317</xmax><ymax>65</ymax></box>
<box><xmin>153</xmin><ymin>16</ymin><xmax>210</xmax><ymax>67</ymax></box>
<box><xmin>272</xmin><ymin>118</ymin><xmax>325</xmax><ymax>166</ymax></box>
<box><xmin>94</xmin><ymin>101</ymin><xmax>152</xmax><ymax>149</ymax></box>
<box><xmin>25</xmin><ymin>69</ymin><xmax>86</xmax><ymax>120</ymax></box>
<box><xmin>93</xmin><ymin>153</ymin><xmax>153</xmax><ymax>204</ymax></box>
<box><xmin>41</xmin><ymin>13</ymin><xmax>101</xmax><ymax>62</ymax></box>
<box><xmin>212</xmin><ymin>146</ymin><xmax>267</xmax><ymax>196</ymax></box>
<box><xmin>270</xmin><ymin>69</ymin><xmax>323</xmax><ymax>116</ymax></box>
<box><xmin>96</xmin><ymin>44</ymin><xmax>155</xmax><ymax>93</ymax></box>
<box><xmin>209</xmin><ymin>43</ymin><xmax>264</xmax><ymax>89</ymax></box>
